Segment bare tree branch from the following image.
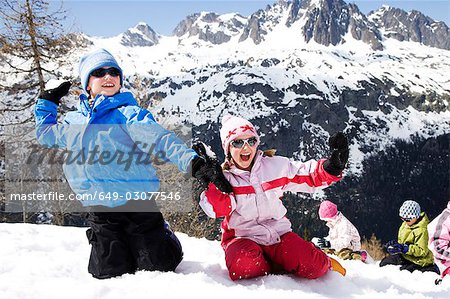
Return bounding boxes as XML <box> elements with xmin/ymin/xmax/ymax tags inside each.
<box><xmin>0</xmin><ymin>0</ymin><xmax>71</xmax><ymax>93</ymax></box>
<box><xmin>0</xmin><ymin>98</ymin><xmax>36</xmax><ymax>112</ymax></box>
<box><xmin>0</xmin><ymin>115</ymin><xmax>34</xmax><ymax>126</ymax></box>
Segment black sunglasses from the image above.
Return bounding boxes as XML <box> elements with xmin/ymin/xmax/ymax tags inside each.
<box><xmin>401</xmin><ymin>217</ymin><xmax>412</xmax><ymax>222</ymax></box>
<box><xmin>230</xmin><ymin>137</ymin><xmax>258</xmax><ymax>148</ymax></box>
<box><xmin>90</xmin><ymin>67</ymin><xmax>121</xmax><ymax>78</ymax></box>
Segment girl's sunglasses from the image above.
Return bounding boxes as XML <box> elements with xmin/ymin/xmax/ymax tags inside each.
<box><xmin>230</xmin><ymin>137</ymin><xmax>258</xmax><ymax>148</ymax></box>
<box><xmin>401</xmin><ymin>217</ymin><xmax>412</xmax><ymax>222</ymax></box>
<box><xmin>90</xmin><ymin>67</ymin><xmax>121</xmax><ymax>78</ymax></box>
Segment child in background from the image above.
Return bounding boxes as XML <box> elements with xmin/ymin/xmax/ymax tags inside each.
<box><xmin>380</xmin><ymin>200</ymin><xmax>437</xmax><ymax>273</ymax></box>
<box><xmin>34</xmin><ymin>48</ymin><xmax>231</xmax><ymax>279</ymax></box>
<box><xmin>197</xmin><ymin>114</ymin><xmax>349</xmax><ymax>281</ymax></box>
<box><xmin>428</xmin><ymin>201</ymin><xmax>450</xmax><ymax>284</ymax></box>
<box><xmin>313</xmin><ymin>200</ymin><xmax>370</xmax><ymax>263</ymax></box>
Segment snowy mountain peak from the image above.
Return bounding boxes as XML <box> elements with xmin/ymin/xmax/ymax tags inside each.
<box><xmin>238</xmin><ymin>0</ymin><xmax>383</xmax><ymax>50</ymax></box>
<box><xmin>166</xmin><ymin>0</ymin><xmax>449</xmax><ymax>50</ymax></box>
<box><xmin>173</xmin><ymin>11</ymin><xmax>246</xmax><ymax>45</ymax></box>
<box><xmin>238</xmin><ymin>1</ymin><xmax>287</xmax><ymax>45</ymax></box>
<box><xmin>368</xmin><ymin>6</ymin><xmax>450</xmax><ymax>50</ymax></box>
<box><xmin>120</xmin><ymin>22</ymin><xmax>160</xmax><ymax>47</ymax></box>
<box><xmin>298</xmin><ymin>0</ymin><xmax>383</xmax><ymax>50</ymax></box>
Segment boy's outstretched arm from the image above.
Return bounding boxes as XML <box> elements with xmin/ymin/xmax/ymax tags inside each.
<box><xmin>125</xmin><ymin>109</ymin><xmax>196</xmax><ymax>172</ymax></box>
<box><xmin>125</xmin><ymin>111</ymin><xmax>232</xmax><ymax>193</ymax></box>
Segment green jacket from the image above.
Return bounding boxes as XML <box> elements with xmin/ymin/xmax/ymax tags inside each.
<box><xmin>398</xmin><ymin>212</ymin><xmax>434</xmax><ymax>267</ymax></box>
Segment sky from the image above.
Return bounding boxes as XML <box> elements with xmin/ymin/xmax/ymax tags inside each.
<box><xmin>55</xmin><ymin>0</ymin><xmax>450</xmax><ymax>37</ymax></box>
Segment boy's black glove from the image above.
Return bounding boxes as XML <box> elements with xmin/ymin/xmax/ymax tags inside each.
<box><xmin>323</xmin><ymin>132</ymin><xmax>349</xmax><ymax>176</ymax></box>
<box><xmin>191</xmin><ymin>142</ymin><xmax>233</xmax><ymax>194</ymax></box>
<box><xmin>38</xmin><ymin>81</ymin><xmax>72</xmax><ymax>105</ymax></box>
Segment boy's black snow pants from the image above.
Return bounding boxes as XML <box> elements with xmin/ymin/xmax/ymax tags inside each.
<box><xmin>379</xmin><ymin>254</ymin><xmax>439</xmax><ymax>273</ymax></box>
<box><xmin>85</xmin><ymin>203</ymin><xmax>183</xmax><ymax>279</ymax></box>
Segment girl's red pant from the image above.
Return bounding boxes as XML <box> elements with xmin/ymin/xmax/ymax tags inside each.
<box><xmin>224</xmin><ymin>232</ymin><xmax>330</xmax><ymax>281</ymax></box>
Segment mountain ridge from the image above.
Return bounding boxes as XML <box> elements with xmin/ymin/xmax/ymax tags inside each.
<box><xmin>120</xmin><ymin>0</ymin><xmax>449</xmax><ymax>50</ymax></box>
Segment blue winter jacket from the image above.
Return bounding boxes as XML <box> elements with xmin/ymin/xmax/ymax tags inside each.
<box><xmin>34</xmin><ymin>92</ymin><xmax>196</xmax><ymax>207</ymax></box>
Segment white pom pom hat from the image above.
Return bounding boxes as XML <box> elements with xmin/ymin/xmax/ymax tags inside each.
<box><xmin>219</xmin><ymin>114</ymin><xmax>260</xmax><ymax>156</ymax></box>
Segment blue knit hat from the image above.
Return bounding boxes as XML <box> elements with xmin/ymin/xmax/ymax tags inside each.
<box><xmin>78</xmin><ymin>48</ymin><xmax>123</xmax><ymax>92</ymax></box>
<box><xmin>399</xmin><ymin>200</ymin><xmax>421</xmax><ymax>219</ymax></box>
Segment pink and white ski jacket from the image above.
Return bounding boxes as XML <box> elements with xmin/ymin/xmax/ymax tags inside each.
<box><xmin>325</xmin><ymin>212</ymin><xmax>361</xmax><ymax>251</ymax></box>
<box><xmin>199</xmin><ymin>150</ymin><xmax>341</xmax><ymax>246</ymax></box>
<box><xmin>428</xmin><ymin>201</ymin><xmax>450</xmax><ymax>276</ymax></box>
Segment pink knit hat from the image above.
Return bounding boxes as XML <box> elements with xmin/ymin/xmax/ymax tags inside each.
<box><xmin>318</xmin><ymin>200</ymin><xmax>338</xmax><ymax>220</ymax></box>
<box><xmin>219</xmin><ymin>114</ymin><xmax>260</xmax><ymax>156</ymax></box>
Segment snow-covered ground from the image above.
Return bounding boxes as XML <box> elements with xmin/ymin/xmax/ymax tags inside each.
<box><xmin>0</xmin><ymin>223</ymin><xmax>448</xmax><ymax>299</ymax></box>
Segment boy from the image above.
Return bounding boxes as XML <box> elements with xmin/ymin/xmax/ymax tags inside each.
<box><xmin>379</xmin><ymin>200</ymin><xmax>437</xmax><ymax>273</ymax></box>
<box><xmin>34</xmin><ymin>48</ymin><xmax>230</xmax><ymax>279</ymax></box>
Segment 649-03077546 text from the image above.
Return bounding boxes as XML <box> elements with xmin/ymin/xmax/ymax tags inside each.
<box><xmin>9</xmin><ymin>191</ymin><xmax>182</xmax><ymax>202</ymax></box>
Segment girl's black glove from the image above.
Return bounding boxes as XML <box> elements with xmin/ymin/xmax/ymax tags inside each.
<box><xmin>38</xmin><ymin>81</ymin><xmax>72</xmax><ymax>105</ymax></box>
<box><xmin>191</xmin><ymin>143</ymin><xmax>233</xmax><ymax>194</ymax></box>
<box><xmin>323</xmin><ymin>132</ymin><xmax>349</xmax><ymax>176</ymax></box>
<box><xmin>317</xmin><ymin>238</ymin><xmax>331</xmax><ymax>249</ymax></box>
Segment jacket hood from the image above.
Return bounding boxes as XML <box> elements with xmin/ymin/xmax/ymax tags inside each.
<box><xmin>409</xmin><ymin>212</ymin><xmax>429</xmax><ymax>229</ymax></box>
<box><xmin>325</xmin><ymin>212</ymin><xmax>342</xmax><ymax>228</ymax></box>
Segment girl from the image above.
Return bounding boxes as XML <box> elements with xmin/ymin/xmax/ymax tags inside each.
<box><xmin>198</xmin><ymin>114</ymin><xmax>348</xmax><ymax>281</ymax></box>
<box><xmin>428</xmin><ymin>201</ymin><xmax>450</xmax><ymax>283</ymax></box>
<box><xmin>314</xmin><ymin>200</ymin><xmax>370</xmax><ymax>262</ymax></box>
